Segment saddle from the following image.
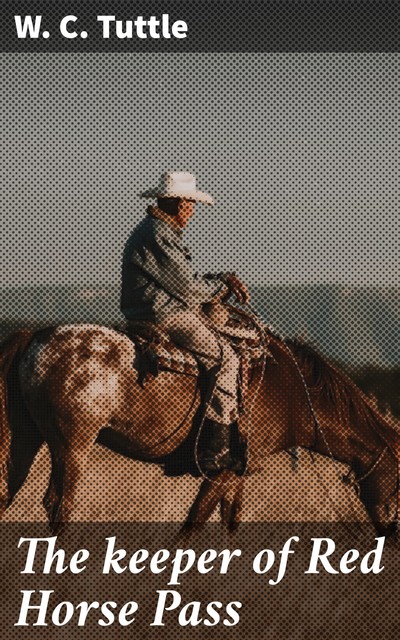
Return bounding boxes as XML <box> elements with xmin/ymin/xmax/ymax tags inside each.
<box><xmin>115</xmin><ymin>307</ymin><xmax>274</xmax><ymax>477</ymax></box>
<box><xmin>119</xmin><ymin>304</ymin><xmax>273</xmax><ymax>389</ymax></box>
<box><xmin>128</xmin><ymin>321</ymin><xmax>200</xmax><ymax>383</ymax></box>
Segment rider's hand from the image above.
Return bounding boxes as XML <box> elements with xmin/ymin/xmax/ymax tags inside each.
<box><xmin>225</xmin><ymin>274</ymin><xmax>251</xmax><ymax>305</ymax></box>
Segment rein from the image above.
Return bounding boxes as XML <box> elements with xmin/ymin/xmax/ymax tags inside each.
<box><xmin>281</xmin><ymin>337</ymin><xmax>400</xmax><ymax>531</ymax></box>
<box><xmin>236</xmin><ymin>308</ymin><xmax>361</xmax><ymax>521</ymax></box>
<box><xmin>186</xmin><ymin>300</ymin><xmax>400</xmax><ymax>530</ymax></box>
<box><xmin>279</xmin><ymin>339</ymin><xmax>371</xmax><ymax>533</ymax></box>
<box><xmin>341</xmin><ymin>445</ymin><xmax>389</xmax><ymax>496</ymax></box>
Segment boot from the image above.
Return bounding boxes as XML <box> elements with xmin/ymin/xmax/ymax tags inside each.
<box><xmin>198</xmin><ymin>420</ymin><xmax>232</xmax><ymax>475</ymax></box>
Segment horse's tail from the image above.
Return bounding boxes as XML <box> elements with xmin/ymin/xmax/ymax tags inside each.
<box><xmin>0</xmin><ymin>330</ymin><xmax>34</xmax><ymax>503</ymax></box>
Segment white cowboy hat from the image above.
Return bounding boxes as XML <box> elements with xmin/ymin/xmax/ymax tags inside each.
<box><xmin>140</xmin><ymin>171</ymin><xmax>214</xmax><ymax>205</ymax></box>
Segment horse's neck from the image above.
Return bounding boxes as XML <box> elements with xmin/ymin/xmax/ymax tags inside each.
<box><xmin>306</xmin><ymin>401</ymin><xmax>399</xmax><ymax>479</ymax></box>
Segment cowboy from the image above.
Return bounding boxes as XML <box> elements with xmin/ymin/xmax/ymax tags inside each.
<box><xmin>121</xmin><ymin>171</ymin><xmax>250</xmax><ymax>474</ymax></box>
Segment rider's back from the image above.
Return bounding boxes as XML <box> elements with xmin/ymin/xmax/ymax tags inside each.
<box><xmin>120</xmin><ymin>209</ymin><xmax>224</xmax><ymax>323</ymax></box>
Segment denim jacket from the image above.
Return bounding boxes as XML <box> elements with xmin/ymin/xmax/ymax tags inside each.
<box><xmin>121</xmin><ymin>206</ymin><xmax>227</xmax><ymax>322</ymax></box>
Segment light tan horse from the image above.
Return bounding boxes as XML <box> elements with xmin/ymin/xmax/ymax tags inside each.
<box><xmin>1</xmin><ymin>319</ymin><xmax>400</xmax><ymax>534</ymax></box>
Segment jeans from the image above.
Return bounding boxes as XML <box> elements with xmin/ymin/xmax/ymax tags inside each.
<box><xmin>161</xmin><ymin>310</ymin><xmax>240</xmax><ymax>425</ymax></box>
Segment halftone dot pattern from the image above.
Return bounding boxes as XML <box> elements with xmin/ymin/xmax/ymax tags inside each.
<box><xmin>1</xmin><ymin>52</ymin><xmax>400</xmax><ymax>638</ymax></box>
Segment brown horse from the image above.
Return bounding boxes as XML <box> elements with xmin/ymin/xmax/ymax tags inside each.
<box><xmin>1</xmin><ymin>319</ymin><xmax>400</xmax><ymax>535</ymax></box>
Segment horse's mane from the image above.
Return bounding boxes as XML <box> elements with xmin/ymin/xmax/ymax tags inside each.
<box><xmin>284</xmin><ymin>337</ymin><xmax>400</xmax><ymax>441</ymax></box>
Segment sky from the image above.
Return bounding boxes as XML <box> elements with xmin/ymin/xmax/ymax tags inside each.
<box><xmin>1</xmin><ymin>52</ymin><xmax>399</xmax><ymax>286</ymax></box>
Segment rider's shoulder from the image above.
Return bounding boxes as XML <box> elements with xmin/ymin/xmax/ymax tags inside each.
<box><xmin>127</xmin><ymin>213</ymin><xmax>179</xmax><ymax>248</ymax></box>
<box><xmin>127</xmin><ymin>215</ymin><xmax>155</xmax><ymax>239</ymax></box>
